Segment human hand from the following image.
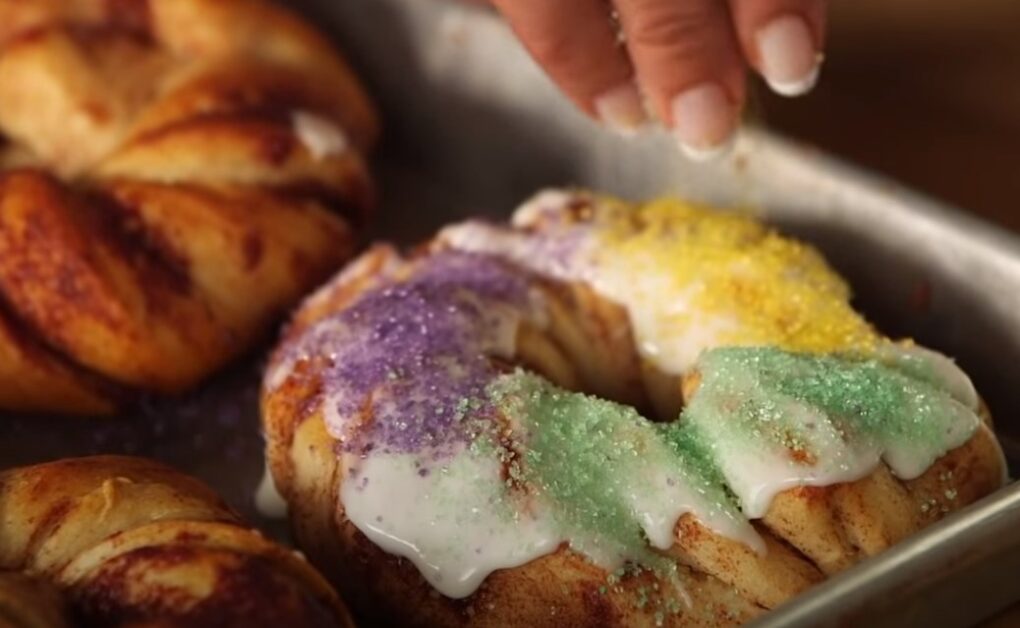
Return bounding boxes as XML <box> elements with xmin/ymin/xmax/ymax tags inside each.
<box><xmin>487</xmin><ymin>0</ymin><xmax>826</xmax><ymax>159</ymax></box>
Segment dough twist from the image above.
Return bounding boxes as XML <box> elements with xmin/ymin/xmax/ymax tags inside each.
<box><xmin>0</xmin><ymin>0</ymin><xmax>378</xmax><ymax>414</ymax></box>
<box><xmin>0</xmin><ymin>455</ymin><xmax>353</xmax><ymax>627</ymax></box>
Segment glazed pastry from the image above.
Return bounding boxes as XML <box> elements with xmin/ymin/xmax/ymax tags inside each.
<box><xmin>0</xmin><ymin>0</ymin><xmax>378</xmax><ymax>414</ymax></box>
<box><xmin>262</xmin><ymin>190</ymin><xmax>1006</xmax><ymax>626</ymax></box>
<box><xmin>0</xmin><ymin>455</ymin><xmax>353</xmax><ymax>627</ymax></box>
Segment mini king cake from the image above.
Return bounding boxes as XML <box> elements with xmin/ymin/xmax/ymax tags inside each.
<box><xmin>262</xmin><ymin>190</ymin><xmax>1006</xmax><ymax>627</ymax></box>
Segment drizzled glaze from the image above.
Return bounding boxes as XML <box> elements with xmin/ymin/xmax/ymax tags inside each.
<box><xmin>679</xmin><ymin>347</ymin><xmax>981</xmax><ymax>517</ymax></box>
<box><xmin>268</xmin><ymin>194</ymin><xmax>994</xmax><ymax>602</ymax></box>
<box><xmin>292</xmin><ymin>110</ymin><xmax>350</xmax><ymax>160</ymax></box>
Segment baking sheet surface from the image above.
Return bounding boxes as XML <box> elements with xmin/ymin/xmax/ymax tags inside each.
<box><xmin>2</xmin><ymin>0</ymin><xmax>1018</xmax><ymax>625</ymax></box>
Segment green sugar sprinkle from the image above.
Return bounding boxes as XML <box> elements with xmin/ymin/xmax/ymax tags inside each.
<box><xmin>473</xmin><ymin>344</ymin><xmax>977</xmax><ymax>582</ymax></box>
<box><xmin>491</xmin><ymin>373</ymin><xmax>670</xmax><ymax>565</ymax></box>
<box><xmin>489</xmin><ymin>371</ymin><xmax>741</xmax><ymax>573</ymax></box>
<box><xmin>690</xmin><ymin>347</ymin><xmax>972</xmax><ymax>458</ymax></box>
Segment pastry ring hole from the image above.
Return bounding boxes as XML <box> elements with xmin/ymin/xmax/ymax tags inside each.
<box><xmin>509</xmin><ymin>289</ymin><xmax>686</xmax><ymax>424</ymax></box>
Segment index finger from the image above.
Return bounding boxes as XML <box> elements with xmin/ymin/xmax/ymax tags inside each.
<box><xmin>490</xmin><ymin>0</ymin><xmax>649</xmax><ymax>134</ymax></box>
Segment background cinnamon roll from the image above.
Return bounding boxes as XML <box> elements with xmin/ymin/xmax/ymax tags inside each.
<box><xmin>0</xmin><ymin>455</ymin><xmax>353</xmax><ymax>627</ymax></box>
<box><xmin>0</xmin><ymin>0</ymin><xmax>378</xmax><ymax>414</ymax></box>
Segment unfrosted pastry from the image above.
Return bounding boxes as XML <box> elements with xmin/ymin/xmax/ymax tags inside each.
<box><xmin>0</xmin><ymin>455</ymin><xmax>353</xmax><ymax>627</ymax></box>
<box><xmin>262</xmin><ymin>190</ymin><xmax>1006</xmax><ymax>626</ymax></box>
<box><xmin>0</xmin><ymin>0</ymin><xmax>378</xmax><ymax>414</ymax></box>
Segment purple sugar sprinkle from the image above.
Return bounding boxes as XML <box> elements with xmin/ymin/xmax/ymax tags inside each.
<box><xmin>519</xmin><ymin>226</ymin><xmax>588</xmax><ymax>275</ymax></box>
<box><xmin>453</xmin><ymin>216</ymin><xmax>590</xmax><ymax>280</ymax></box>
<box><xmin>411</xmin><ymin>250</ymin><xmax>534</xmax><ymax>302</ymax></box>
<box><xmin>285</xmin><ymin>251</ymin><xmax>533</xmax><ymax>457</ymax></box>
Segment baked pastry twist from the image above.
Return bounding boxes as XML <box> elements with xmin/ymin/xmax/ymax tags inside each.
<box><xmin>262</xmin><ymin>190</ymin><xmax>1006</xmax><ymax>626</ymax></box>
<box><xmin>0</xmin><ymin>0</ymin><xmax>378</xmax><ymax>414</ymax></box>
<box><xmin>0</xmin><ymin>455</ymin><xmax>353</xmax><ymax>627</ymax></box>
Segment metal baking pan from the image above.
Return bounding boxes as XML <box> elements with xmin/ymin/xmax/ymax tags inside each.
<box><xmin>2</xmin><ymin>0</ymin><xmax>1018</xmax><ymax>624</ymax></box>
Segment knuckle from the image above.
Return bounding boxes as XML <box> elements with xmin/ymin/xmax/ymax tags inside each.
<box><xmin>625</xmin><ymin>2</ymin><xmax>713</xmax><ymax>52</ymax></box>
<box><xmin>521</xmin><ymin>27</ymin><xmax>579</xmax><ymax>70</ymax></box>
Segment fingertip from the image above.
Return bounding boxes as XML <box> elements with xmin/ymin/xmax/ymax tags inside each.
<box><xmin>670</xmin><ymin>82</ymin><xmax>740</xmax><ymax>160</ymax></box>
<box><xmin>612</xmin><ymin>0</ymin><xmax>747</xmax><ymax>155</ymax></box>
<box><xmin>593</xmin><ymin>82</ymin><xmax>650</xmax><ymax>136</ymax></box>
<box><xmin>680</xmin><ymin>134</ymin><xmax>738</xmax><ymax>162</ymax></box>
<box><xmin>728</xmin><ymin>1</ymin><xmax>827</xmax><ymax>98</ymax></box>
<box><xmin>755</xmin><ymin>13</ymin><xmax>823</xmax><ymax>97</ymax></box>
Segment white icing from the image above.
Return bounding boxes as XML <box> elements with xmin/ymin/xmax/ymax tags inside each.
<box><xmin>341</xmin><ymin>449</ymin><xmax>562</xmax><ymax>599</ymax></box>
<box><xmin>591</xmin><ymin>262</ymin><xmax>739</xmax><ymax>374</ymax></box>
<box><xmin>292</xmin><ymin>110</ymin><xmax>349</xmax><ymax>160</ymax></box>
<box><xmin>879</xmin><ymin>343</ymin><xmax>979</xmax><ymax>410</ymax></box>
<box><xmin>255</xmin><ymin>464</ymin><xmax>288</xmax><ymax>519</ymax></box>
<box><xmin>601</xmin><ymin>419</ymin><xmax>763</xmax><ymax>553</ymax></box>
<box><xmin>685</xmin><ymin>348</ymin><xmax>984</xmax><ymax>519</ymax></box>
<box><xmin>693</xmin><ymin>390</ymin><xmax>882</xmax><ymax>519</ymax></box>
<box><xmin>512</xmin><ymin>188</ymin><xmax>576</xmax><ymax>226</ymax></box>
<box><xmin>878</xmin><ymin>396</ymin><xmax>979</xmax><ymax>479</ymax></box>
<box><xmin>263</xmin><ymin>359</ymin><xmax>290</xmax><ymax>393</ymax></box>
<box><xmin>341</xmin><ymin>378</ymin><xmax>763</xmax><ymax>600</ymax></box>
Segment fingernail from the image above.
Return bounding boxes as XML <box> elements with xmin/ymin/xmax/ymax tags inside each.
<box><xmin>671</xmin><ymin>82</ymin><xmax>738</xmax><ymax>161</ymax></box>
<box><xmin>594</xmin><ymin>83</ymin><xmax>649</xmax><ymax>136</ymax></box>
<box><xmin>756</xmin><ymin>14</ymin><xmax>821</xmax><ymax>97</ymax></box>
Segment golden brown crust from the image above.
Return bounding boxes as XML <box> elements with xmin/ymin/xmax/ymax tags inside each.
<box><xmin>0</xmin><ymin>0</ymin><xmax>377</xmax><ymax>414</ymax></box>
<box><xmin>262</xmin><ymin>248</ymin><xmax>1008</xmax><ymax>627</ymax></box>
<box><xmin>0</xmin><ymin>455</ymin><xmax>353</xmax><ymax>627</ymax></box>
<box><xmin>0</xmin><ymin>303</ymin><xmax>117</xmax><ymax>415</ymax></box>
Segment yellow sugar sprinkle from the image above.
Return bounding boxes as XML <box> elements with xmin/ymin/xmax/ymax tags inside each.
<box><xmin>593</xmin><ymin>197</ymin><xmax>879</xmax><ymax>353</ymax></box>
